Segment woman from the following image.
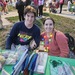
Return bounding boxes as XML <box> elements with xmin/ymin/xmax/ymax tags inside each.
<box><xmin>38</xmin><ymin>0</ymin><xmax>44</xmax><ymax>17</ymax></box>
<box><xmin>40</xmin><ymin>17</ymin><xmax>69</xmax><ymax>58</ymax></box>
<box><xmin>34</xmin><ymin>0</ymin><xmax>39</xmax><ymax>17</ymax></box>
<box><xmin>59</xmin><ymin>0</ymin><xmax>64</xmax><ymax>13</ymax></box>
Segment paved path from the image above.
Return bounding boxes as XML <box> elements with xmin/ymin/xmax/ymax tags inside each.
<box><xmin>1</xmin><ymin>7</ymin><xmax>75</xmax><ymax>26</ymax></box>
<box><xmin>1</xmin><ymin>10</ymin><xmax>18</xmax><ymax>26</ymax></box>
<box><xmin>44</xmin><ymin>7</ymin><xmax>75</xmax><ymax>19</ymax></box>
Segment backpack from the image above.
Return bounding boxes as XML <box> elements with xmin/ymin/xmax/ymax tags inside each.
<box><xmin>64</xmin><ymin>33</ymin><xmax>74</xmax><ymax>48</ymax></box>
<box><xmin>54</xmin><ymin>32</ymin><xmax>75</xmax><ymax>59</ymax></box>
<box><xmin>52</xmin><ymin>9</ymin><xmax>57</xmax><ymax>13</ymax></box>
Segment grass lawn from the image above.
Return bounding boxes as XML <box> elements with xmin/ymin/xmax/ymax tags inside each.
<box><xmin>0</xmin><ymin>12</ymin><xmax>75</xmax><ymax>49</ymax></box>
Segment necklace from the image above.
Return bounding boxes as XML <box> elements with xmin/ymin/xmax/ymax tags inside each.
<box><xmin>41</xmin><ymin>34</ymin><xmax>53</xmax><ymax>52</ymax></box>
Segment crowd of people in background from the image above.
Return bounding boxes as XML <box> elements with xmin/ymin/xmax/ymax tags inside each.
<box><xmin>16</xmin><ymin>0</ymin><xmax>45</xmax><ymax>21</ymax></box>
<box><xmin>67</xmin><ymin>0</ymin><xmax>75</xmax><ymax>12</ymax></box>
<box><xmin>1</xmin><ymin>0</ymin><xmax>75</xmax><ymax>19</ymax></box>
<box><xmin>0</xmin><ymin>0</ymin><xmax>16</xmax><ymax>15</ymax></box>
<box><xmin>0</xmin><ymin>0</ymin><xmax>45</xmax><ymax>21</ymax></box>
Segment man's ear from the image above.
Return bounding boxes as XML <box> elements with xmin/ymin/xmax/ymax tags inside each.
<box><xmin>24</xmin><ymin>15</ymin><xmax>25</xmax><ymax>19</ymax></box>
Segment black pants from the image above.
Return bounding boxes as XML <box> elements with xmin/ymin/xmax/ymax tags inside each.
<box><xmin>59</xmin><ymin>4</ymin><xmax>63</xmax><ymax>13</ymax></box>
<box><xmin>32</xmin><ymin>5</ymin><xmax>38</xmax><ymax>17</ymax></box>
<box><xmin>18</xmin><ymin>13</ymin><xmax>24</xmax><ymax>21</ymax></box>
<box><xmin>38</xmin><ymin>5</ymin><xmax>43</xmax><ymax>16</ymax></box>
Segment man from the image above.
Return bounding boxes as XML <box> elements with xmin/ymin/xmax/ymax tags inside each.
<box><xmin>24</xmin><ymin>0</ymin><xmax>31</xmax><ymax>6</ymax></box>
<box><xmin>6</xmin><ymin>5</ymin><xmax>40</xmax><ymax>51</ymax></box>
<box><xmin>16</xmin><ymin>0</ymin><xmax>24</xmax><ymax>21</ymax></box>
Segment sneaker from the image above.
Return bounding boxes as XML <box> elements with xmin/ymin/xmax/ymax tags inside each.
<box><xmin>40</xmin><ymin>15</ymin><xmax>42</xmax><ymax>17</ymax></box>
<box><xmin>3</xmin><ymin>13</ymin><xmax>6</xmax><ymax>15</ymax></box>
<box><xmin>59</xmin><ymin>12</ymin><xmax>61</xmax><ymax>14</ymax></box>
<box><xmin>38</xmin><ymin>16</ymin><xmax>41</xmax><ymax>18</ymax></box>
<box><xmin>36</xmin><ymin>17</ymin><xmax>39</xmax><ymax>19</ymax></box>
<box><xmin>6</xmin><ymin>12</ymin><xmax>8</xmax><ymax>14</ymax></box>
<box><xmin>0</xmin><ymin>12</ymin><xmax>3</xmax><ymax>15</ymax></box>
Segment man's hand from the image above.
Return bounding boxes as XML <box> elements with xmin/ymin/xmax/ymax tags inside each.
<box><xmin>30</xmin><ymin>39</ymin><xmax>37</xmax><ymax>50</ymax></box>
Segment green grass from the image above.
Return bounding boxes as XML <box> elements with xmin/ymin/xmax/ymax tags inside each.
<box><xmin>7</xmin><ymin>6</ymin><xmax>13</xmax><ymax>11</ymax></box>
<box><xmin>63</xmin><ymin>9</ymin><xmax>67</xmax><ymax>11</ymax></box>
<box><xmin>0</xmin><ymin>28</ymin><xmax>8</xmax><ymax>31</ymax></box>
<box><xmin>6</xmin><ymin>16</ymin><xmax>19</xmax><ymax>23</ymax></box>
<box><xmin>0</xmin><ymin>38</ymin><xmax>5</xmax><ymax>41</ymax></box>
<box><xmin>0</xmin><ymin>12</ymin><xmax>75</xmax><ymax>49</ymax></box>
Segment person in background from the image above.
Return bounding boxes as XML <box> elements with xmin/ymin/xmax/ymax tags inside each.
<box><xmin>38</xmin><ymin>0</ymin><xmax>44</xmax><ymax>17</ymax></box>
<box><xmin>40</xmin><ymin>17</ymin><xmax>69</xmax><ymax>58</ymax></box>
<box><xmin>59</xmin><ymin>0</ymin><xmax>64</xmax><ymax>13</ymax></box>
<box><xmin>52</xmin><ymin>0</ymin><xmax>56</xmax><ymax>7</ymax></box>
<box><xmin>73</xmin><ymin>0</ymin><xmax>75</xmax><ymax>4</ymax></box>
<box><xmin>5</xmin><ymin>5</ymin><xmax>40</xmax><ymax>51</ymax></box>
<box><xmin>24</xmin><ymin>0</ymin><xmax>31</xmax><ymax>7</ymax></box>
<box><xmin>0</xmin><ymin>0</ymin><xmax>7</xmax><ymax>15</ymax></box>
<box><xmin>4</xmin><ymin>0</ymin><xmax>8</xmax><ymax>14</ymax></box>
<box><xmin>16</xmin><ymin>0</ymin><xmax>24</xmax><ymax>21</ymax></box>
<box><xmin>71</xmin><ymin>0</ymin><xmax>73</xmax><ymax>4</ymax></box>
<box><xmin>0</xmin><ymin>0</ymin><xmax>5</xmax><ymax>10</ymax></box>
<box><xmin>67</xmin><ymin>0</ymin><xmax>72</xmax><ymax>12</ymax></box>
<box><xmin>52</xmin><ymin>0</ymin><xmax>59</xmax><ymax>8</ymax></box>
<box><xmin>8</xmin><ymin>0</ymin><xmax>15</xmax><ymax>10</ymax></box>
<box><xmin>33</xmin><ymin>0</ymin><xmax>39</xmax><ymax>17</ymax></box>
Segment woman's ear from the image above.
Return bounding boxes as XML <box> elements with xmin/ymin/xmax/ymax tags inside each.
<box><xmin>43</xmin><ymin>24</ymin><xmax>45</xmax><ymax>28</ymax></box>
